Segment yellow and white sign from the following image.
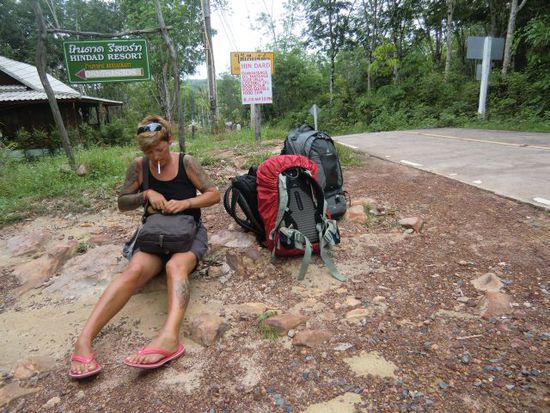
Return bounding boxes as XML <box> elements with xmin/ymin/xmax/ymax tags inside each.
<box><xmin>231</xmin><ymin>51</ymin><xmax>274</xmax><ymax>75</ymax></box>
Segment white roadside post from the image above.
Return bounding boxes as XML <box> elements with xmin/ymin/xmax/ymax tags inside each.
<box><xmin>467</xmin><ymin>36</ymin><xmax>504</xmax><ymax>120</ymax></box>
<box><xmin>310</xmin><ymin>104</ymin><xmax>321</xmax><ymax>130</ymax></box>
<box><xmin>478</xmin><ymin>37</ymin><xmax>493</xmax><ymax>120</ymax></box>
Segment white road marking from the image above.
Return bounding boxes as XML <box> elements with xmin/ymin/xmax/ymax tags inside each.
<box><xmin>400</xmin><ymin>160</ymin><xmax>423</xmax><ymax>167</ymax></box>
<box><xmin>406</xmin><ymin>131</ymin><xmax>550</xmax><ymax>151</ymax></box>
<box><xmin>336</xmin><ymin>142</ymin><xmax>358</xmax><ymax>149</ymax></box>
<box><xmin>533</xmin><ymin>197</ymin><xmax>550</xmax><ymax>206</ymax></box>
<box><xmin>473</xmin><ymin>180</ymin><xmax>482</xmax><ymax>184</ymax></box>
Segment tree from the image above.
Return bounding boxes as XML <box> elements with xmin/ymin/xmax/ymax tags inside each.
<box><xmin>352</xmin><ymin>0</ymin><xmax>386</xmax><ymax>93</ymax></box>
<box><xmin>154</xmin><ymin>0</ymin><xmax>185</xmax><ymax>151</ymax></box>
<box><xmin>502</xmin><ymin>0</ymin><xmax>528</xmax><ymax>76</ymax></box>
<box><xmin>121</xmin><ymin>0</ymin><xmax>204</xmax><ymax>121</ymax></box>
<box><xmin>385</xmin><ymin>0</ymin><xmax>419</xmax><ymax>83</ymax></box>
<box><xmin>32</xmin><ymin>0</ymin><xmax>75</xmax><ymax>170</ymax></box>
<box><xmin>302</xmin><ymin>0</ymin><xmax>352</xmax><ymax>103</ymax></box>
<box><xmin>444</xmin><ymin>0</ymin><xmax>455</xmax><ymax>79</ymax></box>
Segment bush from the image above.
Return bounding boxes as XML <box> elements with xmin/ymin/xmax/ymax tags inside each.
<box><xmin>370</xmin><ymin>109</ymin><xmax>409</xmax><ymax>131</ymax></box>
<box><xmin>100</xmin><ymin>119</ymin><xmax>131</xmax><ymax>146</ymax></box>
<box><xmin>15</xmin><ymin>127</ymin><xmax>32</xmax><ymax>150</ymax></box>
<box><xmin>0</xmin><ymin>140</ymin><xmax>17</xmax><ymax>171</ymax></box>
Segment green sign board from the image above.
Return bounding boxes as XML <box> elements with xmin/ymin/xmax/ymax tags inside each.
<box><xmin>63</xmin><ymin>39</ymin><xmax>151</xmax><ymax>84</ymax></box>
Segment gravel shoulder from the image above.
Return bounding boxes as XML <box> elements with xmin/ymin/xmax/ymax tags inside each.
<box><xmin>0</xmin><ymin>152</ymin><xmax>549</xmax><ymax>413</ymax></box>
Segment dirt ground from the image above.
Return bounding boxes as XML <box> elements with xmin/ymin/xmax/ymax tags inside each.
<box><xmin>0</xmin><ymin>150</ymin><xmax>549</xmax><ymax>413</ymax></box>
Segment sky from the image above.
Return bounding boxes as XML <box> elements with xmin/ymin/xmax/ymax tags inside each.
<box><xmin>189</xmin><ymin>0</ymin><xmax>284</xmax><ymax>79</ymax></box>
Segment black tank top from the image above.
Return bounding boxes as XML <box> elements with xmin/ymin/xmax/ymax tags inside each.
<box><xmin>146</xmin><ymin>153</ymin><xmax>200</xmax><ymax>221</ymax></box>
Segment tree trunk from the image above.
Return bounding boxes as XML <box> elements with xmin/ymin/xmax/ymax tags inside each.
<box><xmin>160</xmin><ymin>63</ymin><xmax>172</xmax><ymax>122</ymax></box>
<box><xmin>502</xmin><ymin>0</ymin><xmax>528</xmax><ymax>76</ymax></box>
<box><xmin>444</xmin><ymin>0</ymin><xmax>455</xmax><ymax>79</ymax></box>
<box><xmin>201</xmin><ymin>0</ymin><xmax>218</xmax><ymax>133</ymax></box>
<box><xmin>367</xmin><ymin>62</ymin><xmax>372</xmax><ymax>94</ymax></box>
<box><xmin>329</xmin><ymin>56</ymin><xmax>335</xmax><ymax>105</ymax></box>
<box><xmin>32</xmin><ymin>0</ymin><xmax>76</xmax><ymax>170</ymax></box>
<box><xmin>155</xmin><ymin>0</ymin><xmax>185</xmax><ymax>152</ymax></box>
<box><xmin>488</xmin><ymin>0</ymin><xmax>498</xmax><ymax>37</ymax></box>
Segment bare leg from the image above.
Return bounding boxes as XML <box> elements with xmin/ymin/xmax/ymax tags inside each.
<box><xmin>70</xmin><ymin>252</ymin><xmax>163</xmax><ymax>375</ymax></box>
<box><xmin>125</xmin><ymin>251</ymin><xmax>196</xmax><ymax>365</ymax></box>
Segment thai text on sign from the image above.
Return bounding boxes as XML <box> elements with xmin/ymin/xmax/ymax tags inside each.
<box><xmin>63</xmin><ymin>39</ymin><xmax>151</xmax><ymax>84</ymax></box>
<box><xmin>240</xmin><ymin>60</ymin><xmax>273</xmax><ymax>105</ymax></box>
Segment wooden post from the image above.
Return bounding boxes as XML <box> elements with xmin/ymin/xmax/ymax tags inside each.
<box><xmin>32</xmin><ymin>0</ymin><xmax>76</xmax><ymax>170</ymax></box>
<box><xmin>201</xmin><ymin>0</ymin><xmax>218</xmax><ymax>133</ymax></box>
<box><xmin>254</xmin><ymin>105</ymin><xmax>261</xmax><ymax>142</ymax></box>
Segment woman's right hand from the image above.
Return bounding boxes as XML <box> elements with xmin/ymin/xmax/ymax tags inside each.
<box><xmin>146</xmin><ymin>189</ymin><xmax>167</xmax><ymax>211</ymax></box>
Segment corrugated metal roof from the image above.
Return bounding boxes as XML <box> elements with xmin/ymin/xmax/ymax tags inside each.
<box><xmin>0</xmin><ymin>85</ymin><xmax>26</xmax><ymax>92</ymax></box>
<box><xmin>0</xmin><ymin>55</ymin><xmax>80</xmax><ymax>95</ymax></box>
<box><xmin>0</xmin><ymin>91</ymin><xmax>85</xmax><ymax>102</ymax></box>
<box><xmin>0</xmin><ymin>55</ymin><xmax>122</xmax><ymax>105</ymax></box>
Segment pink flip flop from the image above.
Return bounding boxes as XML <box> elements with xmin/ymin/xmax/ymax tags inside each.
<box><xmin>68</xmin><ymin>353</ymin><xmax>102</xmax><ymax>379</ymax></box>
<box><xmin>124</xmin><ymin>344</ymin><xmax>185</xmax><ymax>369</ymax></box>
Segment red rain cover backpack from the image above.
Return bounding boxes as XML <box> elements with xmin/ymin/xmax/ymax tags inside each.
<box><xmin>256</xmin><ymin>155</ymin><xmax>345</xmax><ymax>281</ymax></box>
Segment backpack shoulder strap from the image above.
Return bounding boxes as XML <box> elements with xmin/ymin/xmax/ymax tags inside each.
<box><xmin>142</xmin><ymin>156</ymin><xmax>149</xmax><ymax>191</ymax></box>
<box><xmin>141</xmin><ymin>156</ymin><xmax>149</xmax><ymax>220</ymax></box>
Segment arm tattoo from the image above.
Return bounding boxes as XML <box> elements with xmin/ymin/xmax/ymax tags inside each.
<box><xmin>117</xmin><ymin>158</ymin><xmax>145</xmax><ymax>211</ymax></box>
<box><xmin>175</xmin><ymin>279</ymin><xmax>190</xmax><ymax>310</ymax></box>
<box><xmin>184</xmin><ymin>155</ymin><xmax>215</xmax><ymax>193</ymax></box>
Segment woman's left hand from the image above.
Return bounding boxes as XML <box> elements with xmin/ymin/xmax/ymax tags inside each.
<box><xmin>162</xmin><ymin>199</ymin><xmax>189</xmax><ymax>214</ymax></box>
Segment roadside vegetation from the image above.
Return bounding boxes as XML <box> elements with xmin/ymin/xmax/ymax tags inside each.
<box><xmin>0</xmin><ymin>127</ymin><xmax>360</xmax><ymax>226</ymax></box>
<box><xmin>0</xmin><ymin>1</ymin><xmax>546</xmax><ymax>225</ymax></box>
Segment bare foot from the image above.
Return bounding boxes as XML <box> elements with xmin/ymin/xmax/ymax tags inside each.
<box><xmin>125</xmin><ymin>335</ymin><xmax>179</xmax><ymax>365</ymax></box>
<box><xmin>70</xmin><ymin>341</ymin><xmax>99</xmax><ymax>376</ymax></box>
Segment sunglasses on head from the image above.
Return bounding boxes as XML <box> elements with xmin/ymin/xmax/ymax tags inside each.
<box><xmin>137</xmin><ymin>122</ymin><xmax>162</xmax><ymax>134</ymax></box>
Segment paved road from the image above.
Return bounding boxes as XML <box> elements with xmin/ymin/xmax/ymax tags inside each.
<box><xmin>334</xmin><ymin>128</ymin><xmax>550</xmax><ymax>210</ymax></box>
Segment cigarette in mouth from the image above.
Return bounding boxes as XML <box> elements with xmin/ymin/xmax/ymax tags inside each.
<box><xmin>157</xmin><ymin>161</ymin><xmax>161</xmax><ymax>175</ymax></box>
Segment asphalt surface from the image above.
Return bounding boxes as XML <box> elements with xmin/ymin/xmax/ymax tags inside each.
<box><xmin>333</xmin><ymin>128</ymin><xmax>550</xmax><ymax>210</ymax></box>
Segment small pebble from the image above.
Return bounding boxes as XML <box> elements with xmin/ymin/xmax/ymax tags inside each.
<box><xmin>506</xmin><ymin>384</ymin><xmax>515</xmax><ymax>390</ymax></box>
<box><xmin>484</xmin><ymin>366</ymin><xmax>496</xmax><ymax>373</ymax></box>
<box><xmin>438</xmin><ymin>382</ymin><xmax>449</xmax><ymax>390</ymax></box>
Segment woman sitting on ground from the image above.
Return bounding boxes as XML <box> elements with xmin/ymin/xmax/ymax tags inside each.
<box><xmin>69</xmin><ymin>115</ymin><xmax>220</xmax><ymax>378</ymax></box>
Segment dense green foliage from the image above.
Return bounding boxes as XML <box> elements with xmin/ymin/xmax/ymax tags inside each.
<box><xmin>0</xmin><ymin>0</ymin><xmax>548</xmax><ymax>153</ymax></box>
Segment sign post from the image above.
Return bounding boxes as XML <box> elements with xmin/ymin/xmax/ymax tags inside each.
<box><xmin>63</xmin><ymin>39</ymin><xmax>150</xmax><ymax>83</ymax></box>
<box><xmin>309</xmin><ymin>104</ymin><xmax>321</xmax><ymax>130</ymax></box>
<box><xmin>240</xmin><ymin>59</ymin><xmax>273</xmax><ymax>142</ymax></box>
<box><xmin>466</xmin><ymin>36</ymin><xmax>504</xmax><ymax>120</ymax></box>
<box><xmin>478</xmin><ymin>37</ymin><xmax>492</xmax><ymax>120</ymax></box>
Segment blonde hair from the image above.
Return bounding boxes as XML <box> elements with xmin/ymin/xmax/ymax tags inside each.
<box><xmin>136</xmin><ymin>115</ymin><xmax>171</xmax><ymax>152</ymax></box>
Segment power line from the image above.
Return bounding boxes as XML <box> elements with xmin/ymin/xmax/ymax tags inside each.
<box><xmin>217</xmin><ymin>9</ymin><xmax>238</xmax><ymax>51</ymax></box>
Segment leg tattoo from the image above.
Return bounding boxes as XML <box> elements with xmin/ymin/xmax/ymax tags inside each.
<box><xmin>175</xmin><ymin>279</ymin><xmax>190</xmax><ymax>310</ymax></box>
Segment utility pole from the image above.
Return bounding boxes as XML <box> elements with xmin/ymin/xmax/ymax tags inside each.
<box><xmin>201</xmin><ymin>0</ymin><xmax>218</xmax><ymax>133</ymax></box>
